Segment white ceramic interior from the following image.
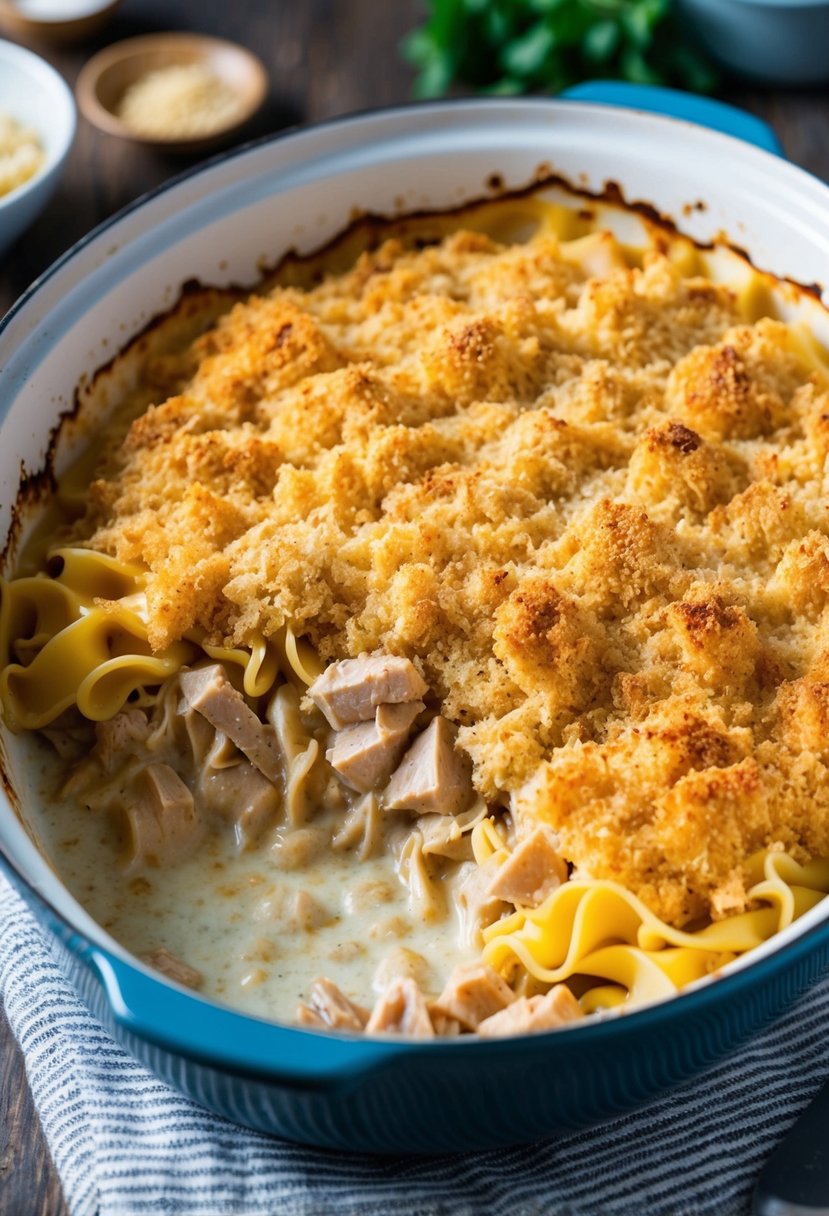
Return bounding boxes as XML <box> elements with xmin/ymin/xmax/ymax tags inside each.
<box><xmin>2</xmin><ymin>98</ymin><xmax>829</xmax><ymax>996</ymax></box>
<box><xmin>0</xmin><ymin>38</ymin><xmax>76</xmax><ymax>253</ymax></box>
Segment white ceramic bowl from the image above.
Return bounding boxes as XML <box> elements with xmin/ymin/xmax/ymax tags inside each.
<box><xmin>2</xmin><ymin>100</ymin><xmax>829</xmax><ymax>1152</ymax></box>
<box><xmin>0</xmin><ymin>0</ymin><xmax>121</xmax><ymax>46</ymax></box>
<box><xmin>679</xmin><ymin>0</ymin><xmax>829</xmax><ymax>85</ymax></box>
<box><xmin>0</xmin><ymin>39</ymin><xmax>75</xmax><ymax>256</ymax></box>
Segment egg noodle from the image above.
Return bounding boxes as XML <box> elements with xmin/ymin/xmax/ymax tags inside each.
<box><xmin>0</xmin><ymin>548</ymin><xmax>317</xmax><ymax>729</ymax></box>
<box><xmin>474</xmin><ymin>819</ymin><xmax>829</xmax><ymax>1011</ymax></box>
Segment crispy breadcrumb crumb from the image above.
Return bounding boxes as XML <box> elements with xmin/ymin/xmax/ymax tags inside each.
<box><xmin>69</xmin><ymin>222</ymin><xmax>829</xmax><ymax>925</ymax></box>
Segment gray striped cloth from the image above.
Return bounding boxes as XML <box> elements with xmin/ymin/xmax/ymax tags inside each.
<box><xmin>1</xmin><ymin>874</ymin><xmax>828</xmax><ymax>1216</ymax></box>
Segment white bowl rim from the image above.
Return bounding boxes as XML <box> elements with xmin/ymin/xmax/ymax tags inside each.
<box><xmin>0</xmin><ymin>37</ymin><xmax>76</xmax><ymax>209</ymax></box>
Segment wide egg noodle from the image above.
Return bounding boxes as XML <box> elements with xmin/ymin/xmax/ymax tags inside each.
<box><xmin>0</xmin><ymin>545</ymin><xmax>322</xmax><ymax>729</ymax></box>
<box><xmin>3</xmin><ymin>604</ymin><xmax>195</xmax><ymax>729</ymax></box>
<box><xmin>481</xmin><ymin>838</ymin><xmax>829</xmax><ymax>1012</ymax></box>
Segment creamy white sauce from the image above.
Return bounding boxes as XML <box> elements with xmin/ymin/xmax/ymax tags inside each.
<box><xmin>31</xmin><ymin>742</ymin><xmax>476</xmax><ymax>1023</ymax></box>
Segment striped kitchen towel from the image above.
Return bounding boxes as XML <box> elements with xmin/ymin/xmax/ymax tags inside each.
<box><xmin>1</xmin><ymin>873</ymin><xmax>828</xmax><ymax>1216</ymax></box>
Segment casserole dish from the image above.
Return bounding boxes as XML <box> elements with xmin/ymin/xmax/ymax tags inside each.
<box><xmin>2</xmin><ymin>93</ymin><xmax>829</xmax><ymax>1154</ymax></box>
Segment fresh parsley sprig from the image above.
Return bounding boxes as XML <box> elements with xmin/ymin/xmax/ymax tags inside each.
<box><xmin>402</xmin><ymin>0</ymin><xmax>717</xmax><ymax>99</ymax></box>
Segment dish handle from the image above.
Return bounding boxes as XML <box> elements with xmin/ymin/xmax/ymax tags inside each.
<box><xmin>561</xmin><ymin>80</ymin><xmax>782</xmax><ymax>156</ymax></box>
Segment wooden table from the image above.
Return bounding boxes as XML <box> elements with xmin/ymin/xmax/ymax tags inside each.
<box><xmin>1</xmin><ymin>2</ymin><xmax>828</xmax><ymax>1210</ymax></box>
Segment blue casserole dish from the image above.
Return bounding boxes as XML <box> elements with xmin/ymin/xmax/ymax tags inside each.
<box><xmin>1</xmin><ymin>88</ymin><xmax>828</xmax><ymax>1153</ymax></box>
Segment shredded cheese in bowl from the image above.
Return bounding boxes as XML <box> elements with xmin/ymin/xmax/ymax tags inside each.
<box><xmin>116</xmin><ymin>63</ymin><xmax>246</xmax><ymax>140</ymax></box>
<box><xmin>0</xmin><ymin>112</ymin><xmax>45</xmax><ymax>199</ymax></box>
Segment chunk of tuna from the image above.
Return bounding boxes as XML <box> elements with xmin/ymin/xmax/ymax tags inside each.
<box><xmin>457</xmin><ymin>856</ymin><xmax>509</xmax><ymax>944</ymax></box>
<box><xmin>141</xmin><ymin>947</ymin><xmax>203</xmax><ymax>991</ymax></box>
<box><xmin>366</xmin><ymin>978</ymin><xmax>435</xmax><ymax>1037</ymax></box>
<box><xmin>300</xmin><ymin>977</ymin><xmax>370</xmax><ymax>1031</ymax></box>
<box><xmin>295</xmin><ymin>1003</ymin><xmax>327</xmax><ymax>1029</ymax></box>
<box><xmin>372</xmin><ymin>946</ymin><xmax>430</xmax><ymax>994</ymax></box>
<box><xmin>95</xmin><ymin>709</ymin><xmax>151</xmax><ymax>772</ymax></box>
<box><xmin>179</xmin><ymin>665</ymin><xmax>282</xmax><ymax>784</ymax></box>
<box><xmin>124</xmin><ymin>763</ymin><xmax>202</xmax><ymax>868</ymax></box>
<box><xmin>198</xmin><ymin>759</ymin><xmax>280</xmax><ymax>849</ymax></box>
<box><xmin>488</xmin><ymin>827</ymin><xmax>569</xmax><ymax>907</ymax></box>
<box><xmin>429</xmin><ymin>962</ymin><xmax>515</xmax><ymax>1030</ymax></box>
<box><xmin>255</xmin><ymin>887</ymin><xmax>333</xmax><ymax>932</ymax></box>
<box><xmin>287</xmin><ymin>890</ymin><xmax>332</xmax><ymax>933</ymax></box>
<box><xmin>308</xmin><ymin>654</ymin><xmax>427</xmax><ymax>730</ymax></box>
<box><xmin>430</xmin><ymin>1012</ymin><xmax>463</xmax><ymax>1037</ymax></box>
<box><xmin>384</xmin><ymin>716</ymin><xmax>473</xmax><ymax>815</ymax></box>
<box><xmin>271</xmin><ymin>826</ymin><xmax>329</xmax><ymax>870</ymax></box>
<box><xmin>326</xmin><ymin>700</ymin><xmax>423</xmax><ymax>792</ymax></box>
<box><xmin>477</xmin><ymin>985</ymin><xmax>583</xmax><ymax>1038</ymax></box>
<box><xmin>43</xmin><ymin>723</ymin><xmax>95</xmax><ymax>762</ymax></box>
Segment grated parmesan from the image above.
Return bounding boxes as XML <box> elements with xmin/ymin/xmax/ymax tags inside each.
<box><xmin>115</xmin><ymin>63</ymin><xmax>246</xmax><ymax>140</ymax></box>
<box><xmin>0</xmin><ymin>112</ymin><xmax>44</xmax><ymax>199</ymax></box>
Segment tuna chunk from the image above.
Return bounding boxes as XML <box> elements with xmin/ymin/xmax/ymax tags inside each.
<box><xmin>179</xmin><ymin>665</ymin><xmax>282</xmax><ymax>784</ymax></box>
<box><xmin>43</xmin><ymin>723</ymin><xmax>95</xmax><ymax>762</ymax></box>
<box><xmin>95</xmin><ymin>709</ymin><xmax>151</xmax><ymax>772</ymax></box>
<box><xmin>296</xmin><ymin>977</ymin><xmax>370</xmax><ymax>1031</ymax></box>
<box><xmin>295</xmin><ymin>1003</ymin><xmax>328</xmax><ymax>1030</ymax></box>
<box><xmin>383</xmin><ymin>716</ymin><xmax>473</xmax><ymax>815</ymax></box>
<box><xmin>141</xmin><ymin>947</ymin><xmax>203</xmax><ymax>991</ymax></box>
<box><xmin>124</xmin><ymin>763</ymin><xmax>202</xmax><ymax>868</ymax></box>
<box><xmin>198</xmin><ymin>758</ymin><xmax>280</xmax><ymax>848</ymax></box>
<box><xmin>477</xmin><ymin>985</ymin><xmax>583</xmax><ymax>1038</ymax></box>
<box><xmin>286</xmin><ymin>890</ymin><xmax>332</xmax><ymax>932</ymax></box>
<box><xmin>307</xmin><ymin>654</ymin><xmax>427</xmax><ymax>730</ymax></box>
<box><xmin>430</xmin><ymin>1012</ymin><xmax>463</xmax><ymax>1037</ymax></box>
<box><xmin>372</xmin><ymin>946</ymin><xmax>430</xmax><ymax>994</ymax></box>
<box><xmin>326</xmin><ymin>700</ymin><xmax>423</xmax><ymax>793</ymax></box>
<box><xmin>458</xmin><ymin>856</ymin><xmax>509</xmax><ymax>944</ymax></box>
<box><xmin>271</xmin><ymin>826</ymin><xmax>328</xmax><ymax>870</ymax></box>
<box><xmin>429</xmin><ymin>961</ymin><xmax>515</xmax><ymax>1030</ymax></box>
<box><xmin>253</xmin><ymin>886</ymin><xmax>331</xmax><ymax>932</ymax></box>
<box><xmin>366</xmin><ymin>978</ymin><xmax>435</xmax><ymax>1037</ymax></box>
<box><xmin>488</xmin><ymin>827</ymin><xmax>568</xmax><ymax>907</ymax></box>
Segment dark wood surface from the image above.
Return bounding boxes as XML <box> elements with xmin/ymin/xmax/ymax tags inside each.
<box><xmin>1</xmin><ymin>2</ymin><xmax>828</xmax><ymax>1211</ymax></box>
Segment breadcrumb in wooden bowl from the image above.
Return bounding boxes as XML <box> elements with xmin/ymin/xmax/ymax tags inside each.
<box><xmin>75</xmin><ymin>32</ymin><xmax>268</xmax><ymax>154</ymax></box>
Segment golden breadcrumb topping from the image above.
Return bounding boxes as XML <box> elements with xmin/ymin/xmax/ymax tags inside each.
<box><xmin>69</xmin><ymin>216</ymin><xmax>829</xmax><ymax>926</ymax></box>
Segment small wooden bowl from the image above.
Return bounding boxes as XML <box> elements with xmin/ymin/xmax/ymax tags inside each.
<box><xmin>75</xmin><ymin>32</ymin><xmax>269</xmax><ymax>154</ymax></box>
<box><xmin>0</xmin><ymin>0</ymin><xmax>121</xmax><ymax>44</ymax></box>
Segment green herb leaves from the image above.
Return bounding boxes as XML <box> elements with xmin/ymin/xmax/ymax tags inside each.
<box><xmin>402</xmin><ymin>0</ymin><xmax>717</xmax><ymax>99</ymax></box>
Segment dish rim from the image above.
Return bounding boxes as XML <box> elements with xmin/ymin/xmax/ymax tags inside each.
<box><xmin>2</xmin><ymin>95</ymin><xmax>829</xmax><ymax>1071</ymax></box>
<box><xmin>4</xmin><ymin>89</ymin><xmax>820</xmax><ymax>339</ymax></box>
